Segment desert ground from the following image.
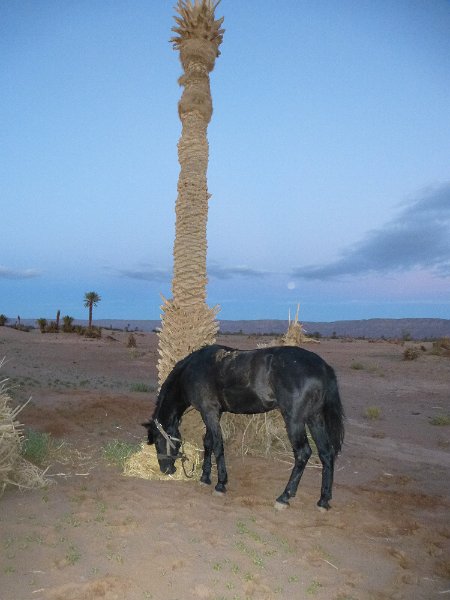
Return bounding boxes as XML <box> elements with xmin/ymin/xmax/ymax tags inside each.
<box><xmin>1</xmin><ymin>325</ymin><xmax>449</xmax><ymax>600</ymax></box>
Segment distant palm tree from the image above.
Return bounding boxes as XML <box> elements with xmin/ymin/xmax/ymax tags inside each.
<box><xmin>83</xmin><ymin>292</ymin><xmax>101</xmax><ymax>329</ymax></box>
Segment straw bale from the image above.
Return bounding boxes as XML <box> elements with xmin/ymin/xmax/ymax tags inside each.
<box><xmin>0</xmin><ymin>377</ymin><xmax>50</xmax><ymax>496</ymax></box>
<box><xmin>123</xmin><ymin>441</ymin><xmax>202</xmax><ymax>482</ymax></box>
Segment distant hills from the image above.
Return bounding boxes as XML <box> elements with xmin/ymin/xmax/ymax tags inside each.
<box><xmin>10</xmin><ymin>317</ymin><xmax>449</xmax><ymax>340</ymax></box>
<box><xmin>63</xmin><ymin>317</ymin><xmax>450</xmax><ymax>339</ymax></box>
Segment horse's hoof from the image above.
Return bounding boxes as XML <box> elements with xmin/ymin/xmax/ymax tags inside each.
<box><xmin>274</xmin><ymin>500</ymin><xmax>289</xmax><ymax>511</ymax></box>
<box><xmin>317</xmin><ymin>505</ymin><xmax>328</xmax><ymax>513</ymax></box>
<box><xmin>213</xmin><ymin>490</ymin><xmax>226</xmax><ymax>497</ymax></box>
<box><xmin>199</xmin><ymin>481</ymin><xmax>211</xmax><ymax>487</ymax></box>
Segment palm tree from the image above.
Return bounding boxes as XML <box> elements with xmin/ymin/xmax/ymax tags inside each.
<box><xmin>157</xmin><ymin>0</ymin><xmax>224</xmax><ymax>387</ymax></box>
<box><xmin>83</xmin><ymin>292</ymin><xmax>101</xmax><ymax>329</ymax></box>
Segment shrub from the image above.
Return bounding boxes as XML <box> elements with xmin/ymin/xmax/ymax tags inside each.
<box><xmin>0</xmin><ymin>314</ymin><xmax>7</xmax><ymax>326</ymax></box>
<box><xmin>351</xmin><ymin>361</ymin><xmax>365</xmax><ymax>370</ymax></box>
<box><xmin>403</xmin><ymin>347</ymin><xmax>420</xmax><ymax>361</ymax></box>
<box><xmin>36</xmin><ymin>318</ymin><xmax>48</xmax><ymax>333</ymax></box>
<box><xmin>430</xmin><ymin>337</ymin><xmax>450</xmax><ymax>357</ymax></box>
<box><xmin>62</xmin><ymin>315</ymin><xmax>74</xmax><ymax>333</ymax></box>
<box><xmin>429</xmin><ymin>415</ymin><xmax>450</xmax><ymax>426</ymax></box>
<box><xmin>127</xmin><ymin>333</ymin><xmax>137</xmax><ymax>348</ymax></box>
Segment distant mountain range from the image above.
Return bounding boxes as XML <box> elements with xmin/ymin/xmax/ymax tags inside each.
<box><xmin>14</xmin><ymin>317</ymin><xmax>447</xmax><ymax>340</ymax></box>
<box><xmin>53</xmin><ymin>319</ymin><xmax>450</xmax><ymax>340</ymax></box>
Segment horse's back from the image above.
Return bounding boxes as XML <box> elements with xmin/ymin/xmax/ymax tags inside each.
<box><xmin>179</xmin><ymin>344</ymin><xmax>336</xmax><ymax>415</ymax></box>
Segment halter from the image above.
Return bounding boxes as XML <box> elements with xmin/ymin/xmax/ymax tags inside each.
<box><xmin>152</xmin><ymin>418</ymin><xmax>195</xmax><ymax>479</ymax></box>
<box><xmin>153</xmin><ymin>418</ymin><xmax>181</xmax><ymax>457</ymax></box>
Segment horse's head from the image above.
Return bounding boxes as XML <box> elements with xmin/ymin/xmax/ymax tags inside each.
<box><xmin>142</xmin><ymin>419</ymin><xmax>181</xmax><ymax>475</ymax></box>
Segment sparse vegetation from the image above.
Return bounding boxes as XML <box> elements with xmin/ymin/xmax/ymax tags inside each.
<box><xmin>430</xmin><ymin>337</ymin><xmax>450</xmax><ymax>357</ymax></box>
<box><xmin>429</xmin><ymin>415</ymin><xmax>450</xmax><ymax>426</ymax></box>
<box><xmin>127</xmin><ymin>333</ymin><xmax>137</xmax><ymax>348</ymax></box>
<box><xmin>62</xmin><ymin>315</ymin><xmax>74</xmax><ymax>333</ymax></box>
<box><xmin>36</xmin><ymin>318</ymin><xmax>48</xmax><ymax>333</ymax></box>
<box><xmin>351</xmin><ymin>361</ymin><xmax>365</xmax><ymax>370</ymax></box>
<box><xmin>403</xmin><ymin>346</ymin><xmax>420</xmax><ymax>361</ymax></box>
<box><xmin>130</xmin><ymin>382</ymin><xmax>152</xmax><ymax>393</ymax></box>
<box><xmin>365</xmin><ymin>406</ymin><xmax>381</xmax><ymax>420</ymax></box>
<box><xmin>102</xmin><ymin>440</ymin><xmax>140</xmax><ymax>467</ymax></box>
<box><xmin>21</xmin><ymin>430</ymin><xmax>56</xmax><ymax>465</ymax></box>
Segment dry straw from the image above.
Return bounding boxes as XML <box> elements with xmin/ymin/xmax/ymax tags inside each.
<box><xmin>0</xmin><ymin>366</ymin><xmax>49</xmax><ymax>496</ymax></box>
<box><xmin>123</xmin><ymin>440</ymin><xmax>202</xmax><ymax>482</ymax></box>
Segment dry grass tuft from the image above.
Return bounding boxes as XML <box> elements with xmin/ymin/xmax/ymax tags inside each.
<box><xmin>430</xmin><ymin>337</ymin><xmax>450</xmax><ymax>357</ymax></box>
<box><xmin>0</xmin><ymin>366</ymin><xmax>50</xmax><ymax>495</ymax></box>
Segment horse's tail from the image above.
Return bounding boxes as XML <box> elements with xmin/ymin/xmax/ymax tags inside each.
<box><xmin>323</xmin><ymin>369</ymin><xmax>345</xmax><ymax>455</ymax></box>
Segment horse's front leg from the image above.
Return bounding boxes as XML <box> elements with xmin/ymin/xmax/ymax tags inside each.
<box><xmin>275</xmin><ymin>431</ymin><xmax>311</xmax><ymax>510</ymax></box>
<box><xmin>202</xmin><ymin>411</ymin><xmax>228</xmax><ymax>495</ymax></box>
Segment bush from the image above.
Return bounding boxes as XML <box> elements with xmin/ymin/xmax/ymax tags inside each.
<box><xmin>430</xmin><ymin>337</ymin><xmax>450</xmax><ymax>357</ymax></box>
<box><xmin>0</xmin><ymin>314</ymin><xmax>7</xmax><ymax>326</ymax></box>
<box><xmin>127</xmin><ymin>333</ymin><xmax>137</xmax><ymax>348</ymax></box>
<box><xmin>403</xmin><ymin>347</ymin><xmax>420</xmax><ymax>361</ymax></box>
<box><xmin>36</xmin><ymin>318</ymin><xmax>48</xmax><ymax>333</ymax></box>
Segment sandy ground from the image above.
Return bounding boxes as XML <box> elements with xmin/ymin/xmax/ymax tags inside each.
<box><xmin>1</xmin><ymin>326</ymin><xmax>449</xmax><ymax>600</ymax></box>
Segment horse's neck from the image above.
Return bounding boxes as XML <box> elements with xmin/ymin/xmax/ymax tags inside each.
<box><xmin>156</xmin><ymin>396</ymin><xmax>185</xmax><ymax>428</ymax></box>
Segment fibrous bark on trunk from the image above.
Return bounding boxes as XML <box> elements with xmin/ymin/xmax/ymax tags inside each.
<box><xmin>157</xmin><ymin>1</ymin><xmax>224</xmax><ymax>388</ymax></box>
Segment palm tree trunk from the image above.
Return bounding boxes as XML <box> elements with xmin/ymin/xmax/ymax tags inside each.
<box><xmin>157</xmin><ymin>1</ymin><xmax>224</xmax><ymax>387</ymax></box>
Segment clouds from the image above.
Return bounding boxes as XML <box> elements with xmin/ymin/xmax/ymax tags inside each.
<box><xmin>208</xmin><ymin>264</ymin><xmax>270</xmax><ymax>280</ymax></box>
<box><xmin>118</xmin><ymin>265</ymin><xmax>170</xmax><ymax>282</ymax></box>
<box><xmin>119</xmin><ymin>263</ymin><xmax>271</xmax><ymax>282</ymax></box>
<box><xmin>0</xmin><ymin>266</ymin><xmax>41</xmax><ymax>279</ymax></box>
<box><xmin>293</xmin><ymin>183</ymin><xmax>450</xmax><ymax>280</ymax></box>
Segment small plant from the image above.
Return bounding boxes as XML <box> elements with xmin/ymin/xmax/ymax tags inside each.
<box><xmin>84</xmin><ymin>326</ymin><xmax>102</xmax><ymax>339</ymax></box>
<box><xmin>365</xmin><ymin>406</ymin><xmax>381</xmax><ymax>420</ymax></box>
<box><xmin>127</xmin><ymin>333</ymin><xmax>137</xmax><ymax>348</ymax></box>
<box><xmin>403</xmin><ymin>347</ymin><xmax>420</xmax><ymax>361</ymax></box>
<box><xmin>62</xmin><ymin>315</ymin><xmax>74</xmax><ymax>333</ymax></box>
<box><xmin>130</xmin><ymin>382</ymin><xmax>152</xmax><ymax>393</ymax></box>
<box><xmin>351</xmin><ymin>361</ymin><xmax>365</xmax><ymax>370</ymax></box>
<box><xmin>66</xmin><ymin>544</ymin><xmax>82</xmax><ymax>565</ymax></box>
<box><xmin>102</xmin><ymin>440</ymin><xmax>140</xmax><ymax>467</ymax></box>
<box><xmin>429</xmin><ymin>415</ymin><xmax>450</xmax><ymax>426</ymax></box>
<box><xmin>36</xmin><ymin>318</ymin><xmax>48</xmax><ymax>333</ymax></box>
<box><xmin>22</xmin><ymin>430</ymin><xmax>56</xmax><ymax>465</ymax></box>
<box><xmin>306</xmin><ymin>580</ymin><xmax>322</xmax><ymax>594</ymax></box>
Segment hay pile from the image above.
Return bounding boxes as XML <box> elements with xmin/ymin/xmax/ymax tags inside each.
<box><xmin>279</xmin><ymin>304</ymin><xmax>317</xmax><ymax>346</ymax></box>
<box><xmin>123</xmin><ymin>440</ymin><xmax>202</xmax><ymax>481</ymax></box>
<box><xmin>0</xmin><ymin>375</ymin><xmax>49</xmax><ymax>495</ymax></box>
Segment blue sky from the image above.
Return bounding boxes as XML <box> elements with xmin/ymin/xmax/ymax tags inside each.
<box><xmin>1</xmin><ymin>0</ymin><xmax>449</xmax><ymax>322</ymax></box>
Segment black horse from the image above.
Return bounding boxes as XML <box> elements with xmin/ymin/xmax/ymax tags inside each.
<box><xmin>143</xmin><ymin>344</ymin><xmax>344</xmax><ymax>510</ymax></box>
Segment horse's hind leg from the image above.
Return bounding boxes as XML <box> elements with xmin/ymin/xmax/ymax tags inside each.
<box><xmin>275</xmin><ymin>427</ymin><xmax>311</xmax><ymax>509</ymax></box>
<box><xmin>201</xmin><ymin>410</ymin><xmax>228</xmax><ymax>495</ymax></box>
<box><xmin>308</xmin><ymin>417</ymin><xmax>335</xmax><ymax>511</ymax></box>
<box><xmin>200</xmin><ymin>428</ymin><xmax>213</xmax><ymax>485</ymax></box>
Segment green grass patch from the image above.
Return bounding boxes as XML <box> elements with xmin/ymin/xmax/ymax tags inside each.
<box><xmin>429</xmin><ymin>415</ymin><xmax>450</xmax><ymax>426</ymax></box>
<box><xmin>102</xmin><ymin>440</ymin><xmax>140</xmax><ymax>467</ymax></box>
<box><xmin>21</xmin><ymin>430</ymin><xmax>57</xmax><ymax>465</ymax></box>
<box><xmin>130</xmin><ymin>382</ymin><xmax>152</xmax><ymax>393</ymax></box>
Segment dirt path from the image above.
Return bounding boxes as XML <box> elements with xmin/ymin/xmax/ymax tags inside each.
<box><xmin>1</xmin><ymin>327</ymin><xmax>449</xmax><ymax>599</ymax></box>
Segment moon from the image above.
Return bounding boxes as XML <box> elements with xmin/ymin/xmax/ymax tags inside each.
<box><xmin>287</xmin><ymin>281</ymin><xmax>296</xmax><ymax>290</ymax></box>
